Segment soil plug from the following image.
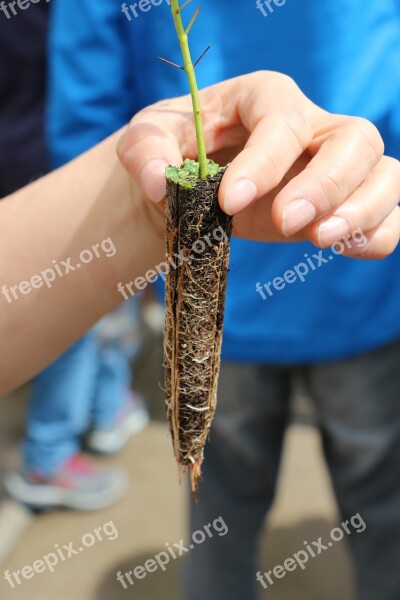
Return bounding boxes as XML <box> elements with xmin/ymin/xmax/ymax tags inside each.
<box><xmin>161</xmin><ymin>1</ymin><xmax>232</xmax><ymax>496</ymax></box>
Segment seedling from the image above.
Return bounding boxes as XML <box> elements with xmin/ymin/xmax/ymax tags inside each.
<box><xmin>161</xmin><ymin>0</ymin><xmax>232</xmax><ymax>497</ymax></box>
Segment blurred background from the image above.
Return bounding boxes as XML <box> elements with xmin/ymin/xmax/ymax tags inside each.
<box><xmin>1</xmin><ymin>1</ymin><xmax>399</xmax><ymax>599</ymax></box>
<box><xmin>0</xmin><ymin>362</ymin><xmax>355</xmax><ymax>600</ymax></box>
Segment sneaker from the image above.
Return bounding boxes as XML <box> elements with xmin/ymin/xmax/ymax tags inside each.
<box><xmin>86</xmin><ymin>392</ymin><xmax>150</xmax><ymax>455</ymax></box>
<box><xmin>4</xmin><ymin>454</ymin><xmax>128</xmax><ymax>511</ymax></box>
<box><xmin>142</xmin><ymin>301</ymin><xmax>165</xmax><ymax>334</ymax></box>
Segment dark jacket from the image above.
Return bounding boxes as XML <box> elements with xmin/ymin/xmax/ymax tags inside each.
<box><xmin>0</xmin><ymin>2</ymin><xmax>50</xmax><ymax>195</ymax></box>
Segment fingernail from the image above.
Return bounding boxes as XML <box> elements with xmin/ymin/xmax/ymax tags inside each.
<box><xmin>224</xmin><ymin>179</ymin><xmax>258</xmax><ymax>215</ymax></box>
<box><xmin>140</xmin><ymin>159</ymin><xmax>168</xmax><ymax>203</ymax></box>
<box><xmin>282</xmin><ymin>199</ymin><xmax>316</xmax><ymax>237</ymax></box>
<box><xmin>318</xmin><ymin>216</ymin><xmax>350</xmax><ymax>247</ymax></box>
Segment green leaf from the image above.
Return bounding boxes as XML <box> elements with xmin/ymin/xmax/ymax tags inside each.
<box><xmin>165</xmin><ymin>159</ymin><xmax>224</xmax><ymax>188</ymax></box>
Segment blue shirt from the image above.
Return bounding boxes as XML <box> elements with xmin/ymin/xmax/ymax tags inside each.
<box><xmin>48</xmin><ymin>0</ymin><xmax>400</xmax><ymax>363</ymax></box>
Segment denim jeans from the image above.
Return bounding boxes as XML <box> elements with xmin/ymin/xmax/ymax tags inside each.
<box><xmin>22</xmin><ymin>332</ymin><xmax>130</xmax><ymax>476</ymax></box>
<box><xmin>183</xmin><ymin>339</ymin><xmax>400</xmax><ymax>600</ymax></box>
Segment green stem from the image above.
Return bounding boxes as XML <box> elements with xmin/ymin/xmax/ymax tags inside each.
<box><xmin>171</xmin><ymin>0</ymin><xmax>208</xmax><ymax>179</ymax></box>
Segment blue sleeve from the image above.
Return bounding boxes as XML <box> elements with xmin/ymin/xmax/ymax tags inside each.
<box><xmin>46</xmin><ymin>0</ymin><xmax>132</xmax><ymax>167</ymax></box>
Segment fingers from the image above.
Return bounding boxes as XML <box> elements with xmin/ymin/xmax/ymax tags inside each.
<box><xmin>117</xmin><ymin>72</ymin><xmax>330</xmax><ymax>216</ymax></box>
<box><xmin>118</xmin><ymin>72</ymin><xmax>315</xmax><ymax>209</ymax></box>
<box><xmin>271</xmin><ymin>117</ymin><xmax>384</xmax><ymax>237</ymax></box>
<box><xmin>116</xmin><ymin>71</ymin><xmax>397</xmax><ymax>260</ymax></box>
<box><xmin>219</xmin><ymin>110</ymin><xmax>313</xmax><ymax>215</ymax></box>
<box><xmin>340</xmin><ymin>206</ymin><xmax>400</xmax><ymax>259</ymax></box>
<box><xmin>216</xmin><ymin>74</ymin><xmax>314</xmax><ymax>215</ymax></box>
<box><xmin>307</xmin><ymin>156</ymin><xmax>400</xmax><ymax>247</ymax></box>
<box><xmin>117</xmin><ymin>108</ymin><xmax>184</xmax><ymax>203</ymax></box>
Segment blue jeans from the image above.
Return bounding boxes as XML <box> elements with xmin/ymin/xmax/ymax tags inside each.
<box><xmin>183</xmin><ymin>339</ymin><xmax>400</xmax><ymax>600</ymax></box>
<box><xmin>22</xmin><ymin>332</ymin><xmax>130</xmax><ymax>476</ymax></box>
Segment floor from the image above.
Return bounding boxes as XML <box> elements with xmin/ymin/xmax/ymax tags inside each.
<box><xmin>0</xmin><ymin>338</ymin><xmax>355</xmax><ymax>600</ymax></box>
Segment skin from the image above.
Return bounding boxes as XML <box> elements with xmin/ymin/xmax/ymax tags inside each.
<box><xmin>119</xmin><ymin>72</ymin><xmax>400</xmax><ymax>258</ymax></box>
<box><xmin>0</xmin><ymin>133</ymin><xmax>164</xmax><ymax>393</ymax></box>
<box><xmin>0</xmin><ymin>72</ymin><xmax>399</xmax><ymax>394</ymax></box>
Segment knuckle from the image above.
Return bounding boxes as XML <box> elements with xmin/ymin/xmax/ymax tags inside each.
<box><xmin>244</xmin><ymin>130</ymin><xmax>285</xmax><ymax>189</ymax></box>
<box><xmin>281</xmin><ymin>107</ymin><xmax>313</xmax><ymax>152</ymax></box>
<box><xmin>324</xmin><ymin>169</ymin><xmax>349</xmax><ymax>202</ymax></box>
<box><xmin>276</xmin><ymin>72</ymin><xmax>297</xmax><ymax>90</ymax></box>
<box><xmin>357</xmin><ymin>195</ymin><xmax>376</xmax><ymax>229</ymax></box>
<box><xmin>257</xmin><ymin>70</ymin><xmax>295</xmax><ymax>87</ymax></box>
<box><xmin>373</xmin><ymin>157</ymin><xmax>400</xmax><ymax>200</ymax></box>
<box><xmin>373</xmin><ymin>209</ymin><xmax>400</xmax><ymax>258</ymax></box>
<box><xmin>257</xmin><ymin>147</ymin><xmax>283</xmax><ymax>189</ymax></box>
<box><xmin>386</xmin><ymin>234</ymin><xmax>400</xmax><ymax>256</ymax></box>
<box><xmin>352</xmin><ymin>117</ymin><xmax>385</xmax><ymax>161</ymax></box>
<box><xmin>310</xmin><ymin>165</ymin><xmax>350</xmax><ymax>210</ymax></box>
<box><xmin>257</xmin><ymin>72</ymin><xmax>302</xmax><ymax>101</ymax></box>
<box><xmin>380</xmin><ymin>155</ymin><xmax>400</xmax><ymax>180</ymax></box>
<box><xmin>375</xmin><ymin>234</ymin><xmax>399</xmax><ymax>259</ymax></box>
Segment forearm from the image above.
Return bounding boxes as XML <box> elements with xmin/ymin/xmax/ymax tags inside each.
<box><xmin>0</xmin><ymin>131</ymin><xmax>164</xmax><ymax>394</ymax></box>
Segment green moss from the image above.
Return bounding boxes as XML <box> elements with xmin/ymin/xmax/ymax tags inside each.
<box><xmin>166</xmin><ymin>159</ymin><xmax>224</xmax><ymax>189</ymax></box>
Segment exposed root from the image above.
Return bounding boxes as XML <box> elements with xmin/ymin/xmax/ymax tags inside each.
<box><xmin>164</xmin><ymin>169</ymin><xmax>232</xmax><ymax>497</ymax></box>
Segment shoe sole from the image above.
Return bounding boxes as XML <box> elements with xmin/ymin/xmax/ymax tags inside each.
<box><xmin>3</xmin><ymin>472</ymin><xmax>129</xmax><ymax>511</ymax></box>
<box><xmin>86</xmin><ymin>409</ymin><xmax>150</xmax><ymax>455</ymax></box>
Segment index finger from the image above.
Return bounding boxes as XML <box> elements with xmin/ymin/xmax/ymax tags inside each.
<box><xmin>216</xmin><ymin>73</ymin><xmax>316</xmax><ymax>216</ymax></box>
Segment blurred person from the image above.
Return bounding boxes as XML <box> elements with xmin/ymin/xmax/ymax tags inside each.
<box><xmin>0</xmin><ymin>2</ymin><xmax>148</xmax><ymax>512</ymax></box>
<box><xmin>46</xmin><ymin>1</ymin><xmax>400</xmax><ymax>598</ymax></box>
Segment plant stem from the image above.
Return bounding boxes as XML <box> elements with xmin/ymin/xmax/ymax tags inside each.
<box><xmin>171</xmin><ymin>0</ymin><xmax>208</xmax><ymax>179</ymax></box>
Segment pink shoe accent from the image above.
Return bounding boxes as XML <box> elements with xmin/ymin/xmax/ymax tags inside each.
<box><xmin>62</xmin><ymin>454</ymin><xmax>96</xmax><ymax>476</ymax></box>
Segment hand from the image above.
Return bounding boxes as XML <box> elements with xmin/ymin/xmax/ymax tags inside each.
<box><xmin>117</xmin><ymin>71</ymin><xmax>400</xmax><ymax>258</ymax></box>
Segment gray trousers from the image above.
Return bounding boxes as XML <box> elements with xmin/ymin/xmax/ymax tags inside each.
<box><xmin>183</xmin><ymin>340</ymin><xmax>400</xmax><ymax>600</ymax></box>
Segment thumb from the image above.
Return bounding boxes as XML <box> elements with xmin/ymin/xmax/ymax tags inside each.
<box><xmin>117</xmin><ymin>122</ymin><xmax>183</xmax><ymax>203</ymax></box>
